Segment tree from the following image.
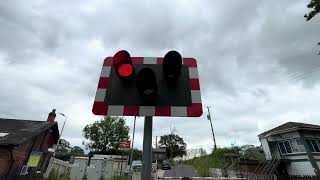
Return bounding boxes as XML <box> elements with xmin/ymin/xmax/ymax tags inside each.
<box><xmin>185</xmin><ymin>149</ymin><xmax>199</xmax><ymax>159</ymax></box>
<box><xmin>56</xmin><ymin>139</ymin><xmax>70</xmax><ymax>153</ymax></box>
<box><xmin>304</xmin><ymin>0</ymin><xmax>320</xmax><ymax>21</ymax></box>
<box><xmin>55</xmin><ymin>139</ymin><xmax>84</xmax><ymax>161</ymax></box>
<box><xmin>184</xmin><ymin>148</ymin><xmax>207</xmax><ymax>160</ymax></box>
<box><xmin>132</xmin><ymin>148</ymin><xmax>142</xmax><ymax>161</ymax></box>
<box><xmin>305</xmin><ymin>1</ymin><xmax>320</xmax><ymax>55</ymax></box>
<box><xmin>239</xmin><ymin>144</ymin><xmax>264</xmax><ymax>161</ymax></box>
<box><xmin>70</xmin><ymin>146</ymin><xmax>84</xmax><ymax>156</ymax></box>
<box><xmin>55</xmin><ymin>139</ymin><xmax>71</xmax><ymax>161</ymax></box>
<box><xmin>198</xmin><ymin>148</ymin><xmax>207</xmax><ymax>156</ymax></box>
<box><xmin>158</xmin><ymin>133</ymin><xmax>187</xmax><ymax>159</ymax></box>
<box><xmin>82</xmin><ymin>116</ymin><xmax>130</xmax><ymax>153</ymax></box>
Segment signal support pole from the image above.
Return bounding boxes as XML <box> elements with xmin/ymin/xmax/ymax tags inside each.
<box><xmin>142</xmin><ymin>116</ymin><xmax>153</xmax><ymax>180</ymax></box>
<box><xmin>129</xmin><ymin>116</ymin><xmax>136</xmax><ymax>177</ymax></box>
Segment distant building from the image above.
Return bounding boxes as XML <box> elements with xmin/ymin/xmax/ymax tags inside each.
<box><xmin>69</xmin><ymin>154</ymin><xmax>129</xmax><ymax>179</ymax></box>
<box><xmin>0</xmin><ymin>109</ymin><xmax>59</xmax><ymax>178</ymax></box>
<box><xmin>239</xmin><ymin>159</ymin><xmax>259</xmax><ymax>173</ymax></box>
<box><xmin>153</xmin><ymin>148</ymin><xmax>166</xmax><ymax>162</ymax></box>
<box><xmin>93</xmin><ymin>154</ymin><xmax>129</xmax><ymax>172</ymax></box>
<box><xmin>258</xmin><ymin>122</ymin><xmax>320</xmax><ymax>176</ymax></box>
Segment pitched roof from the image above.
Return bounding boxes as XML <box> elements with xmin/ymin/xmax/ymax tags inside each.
<box><xmin>0</xmin><ymin>118</ymin><xmax>59</xmax><ymax>146</ymax></box>
<box><xmin>153</xmin><ymin>148</ymin><xmax>166</xmax><ymax>153</ymax></box>
<box><xmin>258</xmin><ymin>122</ymin><xmax>320</xmax><ymax>138</ymax></box>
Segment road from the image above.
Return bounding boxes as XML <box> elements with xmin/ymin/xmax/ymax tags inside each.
<box><xmin>163</xmin><ymin>165</ymin><xmax>198</xmax><ymax>177</ymax></box>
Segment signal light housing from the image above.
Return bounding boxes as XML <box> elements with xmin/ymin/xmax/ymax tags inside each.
<box><xmin>113</xmin><ymin>50</ymin><xmax>134</xmax><ymax>80</ymax></box>
<box><xmin>136</xmin><ymin>68</ymin><xmax>158</xmax><ymax>105</ymax></box>
<box><xmin>93</xmin><ymin>50</ymin><xmax>203</xmax><ymax>117</ymax></box>
<box><xmin>163</xmin><ymin>50</ymin><xmax>182</xmax><ymax>84</ymax></box>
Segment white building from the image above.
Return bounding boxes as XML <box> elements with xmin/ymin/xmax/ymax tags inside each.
<box><xmin>258</xmin><ymin>122</ymin><xmax>320</xmax><ymax>176</ymax></box>
<box><xmin>93</xmin><ymin>154</ymin><xmax>129</xmax><ymax>173</ymax></box>
<box><xmin>69</xmin><ymin>155</ymin><xmax>128</xmax><ymax>180</ymax></box>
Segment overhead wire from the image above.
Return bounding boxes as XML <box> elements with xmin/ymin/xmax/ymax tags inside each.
<box><xmin>272</xmin><ymin>63</ymin><xmax>320</xmax><ymax>87</ymax></box>
<box><xmin>270</xmin><ymin>43</ymin><xmax>320</xmax><ymax>86</ymax></box>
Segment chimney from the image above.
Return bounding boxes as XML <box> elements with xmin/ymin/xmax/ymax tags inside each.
<box><xmin>47</xmin><ymin>109</ymin><xmax>56</xmax><ymax>122</ymax></box>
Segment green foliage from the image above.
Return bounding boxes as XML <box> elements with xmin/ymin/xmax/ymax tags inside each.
<box><xmin>239</xmin><ymin>144</ymin><xmax>264</xmax><ymax>161</ymax></box>
<box><xmin>55</xmin><ymin>154</ymin><xmax>71</xmax><ymax>161</ymax></box>
<box><xmin>110</xmin><ymin>175</ymin><xmax>125</xmax><ymax>180</ymax></box>
<box><xmin>186</xmin><ymin>147</ymin><xmax>239</xmax><ymax>176</ymax></box>
<box><xmin>158</xmin><ymin>133</ymin><xmax>187</xmax><ymax>159</ymax></box>
<box><xmin>132</xmin><ymin>148</ymin><xmax>142</xmax><ymax>161</ymax></box>
<box><xmin>198</xmin><ymin>148</ymin><xmax>207</xmax><ymax>156</ymax></box>
<box><xmin>56</xmin><ymin>139</ymin><xmax>70</xmax><ymax>155</ymax></box>
<box><xmin>83</xmin><ymin>116</ymin><xmax>130</xmax><ymax>153</ymax></box>
<box><xmin>70</xmin><ymin>146</ymin><xmax>85</xmax><ymax>156</ymax></box>
<box><xmin>305</xmin><ymin>0</ymin><xmax>320</xmax><ymax>21</ymax></box>
<box><xmin>186</xmin><ymin>145</ymin><xmax>265</xmax><ymax>176</ymax></box>
<box><xmin>45</xmin><ymin>169</ymin><xmax>70</xmax><ymax>180</ymax></box>
<box><xmin>169</xmin><ymin>159</ymin><xmax>177</xmax><ymax>166</ymax></box>
<box><xmin>55</xmin><ymin>139</ymin><xmax>84</xmax><ymax>161</ymax></box>
<box><xmin>99</xmin><ymin>175</ymin><xmax>105</xmax><ymax>180</ymax></box>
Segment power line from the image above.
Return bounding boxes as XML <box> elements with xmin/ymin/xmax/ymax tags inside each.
<box><xmin>271</xmin><ymin>41</ymin><xmax>320</xmax><ymax>86</ymax></box>
<box><xmin>272</xmin><ymin>64</ymin><xmax>320</xmax><ymax>87</ymax></box>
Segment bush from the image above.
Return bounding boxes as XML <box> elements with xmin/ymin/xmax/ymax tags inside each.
<box><xmin>99</xmin><ymin>175</ymin><xmax>105</xmax><ymax>180</ymax></box>
<box><xmin>186</xmin><ymin>147</ymin><xmax>236</xmax><ymax>176</ymax></box>
<box><xmin>110</xmin><ymin>175</ymin><xmax>125</xmax><ymax>180</ymax></box>
<box><xmin>169</xmin><ymin>159</ymin><xmax>176</xmax><ymax>166</ymax></box>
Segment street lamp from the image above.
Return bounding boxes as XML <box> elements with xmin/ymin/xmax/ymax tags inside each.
<box><xmin>54</xmin><ymin>113</ymin><xmax>67</xmax><ymax>156</ymax></box>
<box><xmin>58</xmin><ymin>113</ymin><xmax>67</xmax><ymax>137</ymax></box>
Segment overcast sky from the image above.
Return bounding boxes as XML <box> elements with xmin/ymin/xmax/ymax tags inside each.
<box><xmin>0</xmin><ymin>0</ymin><xmax>319</xmax><ymax>152</ymax></box>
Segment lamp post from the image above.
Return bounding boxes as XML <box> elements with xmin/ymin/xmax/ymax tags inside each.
<box><xmin>54</xmin><ymin>113</ymin><xmax>67</xmax><ymax>156</ymax></box>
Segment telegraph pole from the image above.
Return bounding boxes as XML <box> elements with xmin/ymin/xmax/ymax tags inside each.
<box><xmin>206</xmin><ymin>106</ymin><xmax>217</xmax><ymax>150</ymax></box>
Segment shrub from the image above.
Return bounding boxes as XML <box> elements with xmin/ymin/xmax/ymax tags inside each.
<box><xmin>110</xmin><ymin>175</ymin><xmax>125</xmax><ymax>180</ymax></box>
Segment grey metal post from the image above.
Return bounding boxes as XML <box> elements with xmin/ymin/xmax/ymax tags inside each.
<box><xmin>120</xmin><ymin>150</ymin><xmax>124</xmax><ymax>175</ymax></box>
<box><xmin>129</xmin><ymin>116</ymin><xmax>137</xmax><ymax>178</ymax></box>
<box><xmin>141</xmin><ymin>116</ymin><xmax>153</xmax><ymax>180</ymax></box>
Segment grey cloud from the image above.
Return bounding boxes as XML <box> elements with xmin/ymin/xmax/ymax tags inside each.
<box><xmin>1</xmin><ymin>0</ymin><xmax>320</xmax><ymax>152</ymax></box>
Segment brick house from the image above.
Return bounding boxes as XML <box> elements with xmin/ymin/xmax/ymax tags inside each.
<box><xmin>239</xmin><ymin>159</ymin><xmax>259</xmax><ymax>173</ymax></box>
<box><xmin>0</xmin><ymin>109</ymin><xmax>59</xmax><ymax>178</ymax></box>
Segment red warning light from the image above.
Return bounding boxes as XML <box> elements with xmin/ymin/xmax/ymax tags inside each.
<box><xmin>118</xmin><ymin>63</ymin><xmax>133</xmax><ymax>77</ymax></box>
<box><xmin>113</xmin><ymin>50</ymin><xmax>134</xmax><ymax>79</ymax></box>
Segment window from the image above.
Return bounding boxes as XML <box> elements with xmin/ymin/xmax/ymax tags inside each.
<box><xmin>296</xmin><ymin>139</ymin><xmax>306</xmax><ymax>152</ymax></box>
<box><xmin>311</xmin><ymin>140</ymin><xmax>320</xmax><ymax>152</ymax></box>
<box><xmin>278</xmin><ymin>139</ymin><xmax>306</xmax><ymax>154</ymax></box>
<box><xmin>278</xmin><ymin>142</ymin><xmax>287</xmax><ymax>154</ymax></box>
<box><xmin>290</xmin><ymin>139</ymin><xmax>300</xmax><ymax>153</ymax></box>
<box><xmin>284</xmin><ymin>141</ymin><xmax>292</xmax><ymax>153</ymax></box>
<box><xmin>306</xmin><ymin>139</ymin><xmax>320</xmax><ymax>152</ymax></box>
<box><xmin>306</xmin><ymin>140</ymin><xmax>314</xmax><ymax>152</ymax></box>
